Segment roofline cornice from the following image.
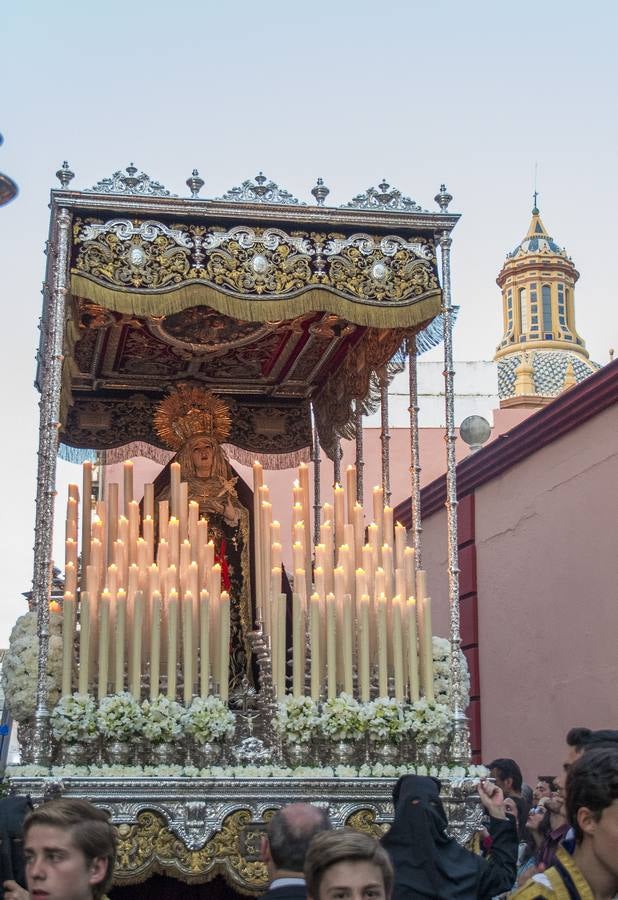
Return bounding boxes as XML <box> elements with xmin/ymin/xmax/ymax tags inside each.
<box><xmin>49</xmin><ymin>189</ymin><xmax>460</xmax><ymax>235</ymax></box>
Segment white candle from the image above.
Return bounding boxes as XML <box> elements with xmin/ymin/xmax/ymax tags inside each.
<box><xmin>199</xmin><ymin>589</ymin><xmax>210</xmax><ymax>698</ymax></box>
<box><xmin>130</xmin><ymin>590</ymin><xmax>144</xmax><ymax>699</ymax></box>
<box><xmin>253</xmin><ymin>462</ymin><xmax>264</xmax><ymax>620</ymax></box>
<box><xmin>143</xmin><ymin>516</ymin><xmax>155</xmax><ymax>564</ymax></box>
<box><xmin>170</xmin><ymin>462</ymin><xmax>181</xmax><ymax>519</ymax></box>
<box><xmin>115</xmin><ymin>588</ymin><xmax>127</xmax><ymax>694</ymax></box>
<box><xmin>277</xmin><ymin>592</ymin><xmax>286</xmax><ymax>700</ymax></box>
<box><xmin>128</xmin><ymin>501</ymin><xmax>140</xmax><ymax>565</ymax></box>
<box><xmin>81</xmin><ymin>462</ymin><xmax>92</xmax><ymax>587</ymax></box>
<box><xmin>61</xmin><ymin>590</ymin><xmax>74</xmax><ymax>696</ymax></box>
<box><xmin>167</xmin><ymin>589</ymin><xmax>178</xmax><ymax>699</ymax></box>
<box><xmin>406</xmin><ymin>596</ymin><xmax>420</xmax><ymax>701</ymax></box>
<box><xmin>383</xmin><ymin>505</ymin><xmax>394</xmax><ymax>549</ymax></box>
<box><xmin>342</xmin><ymin>592</ymin><xmax>353</xmax><ymax>694</ymax></box>
<box><xmin>372</xmin><ymin>486</ymin><xmax>384</xmax><ymax>549</ymax></box>
<box><xmin>395</xmin><ymin>522</ymin><xmax>407</xmax><ymax>569</ymax></box>
<box><xmin>358</xmin><ymin>593</ymin><xmax>370</xmax><ymax>702</ymax></box>
<box><xmin>98</xmin><ymin>589</ymin><xmax>111</xmax><ymax>700</ymax></box>
<box><xmin>143</xmin><ymin>482</ymin><xmax>154</xmax><ymax>520</ymax></box>
<box><xmin>292</xmin><ymin>591</ymin><xmax>303</xmax><ymax>697</ymax></box>
<box><xmin>352</xmin><ymin>503</ymin><xmax>364</xmax><ymax>567</ymax></box>
<box><xmin>310</xmin><ymin>592</ymin><xmax>321</xmax><ymax>700</ymax></box>
<box><xmin>123</xmin><ymin>460</ymin><xmax>134</xmax><ymax>516</ymax></box>
<box><xmin>334</xmin><ymin>483</ymin><xmax>345</xmax><ymax>552</ymax></box>
<box><xmin>219</xmin><ymin>591</ymin><xmax>230</xmax><ymax>702</ymax></box>
<box><xmin>183</xmin><ymin>590</ymin><xmax>194</xmax><ymax>704</ymax></box>
<box><xmin>168</xmin><ymin>517</ymin><xmax>180</xmax><ymax>569</ymax></box>
<box><xmin>188</xmin><ymin>501</ymin><xmax>199</xmax><ymax>554</ymax></box>
<box><xmin>179</xmin><ymin>482</ymin><xmax>188</xmax><ymax>541</ymax></box>
<box><xmin>78</xmin><ymin>591</ymin><xmax>91</xmax><ymax>695</ymax></box>
<box><xmin>404</xmin><ymin>546</ymin><xmax>415</xmax><ymax>600</ymax></box>
<box><xmin>377</xmin><ymin>592</ymin><xmax>389</xmax><ymax>698</ymax></box>
<box><xmin>392</xmin><ymin>595</ymin><xmax>404</xmax><ymax>700</ymax></box>
<box><xmin>159</xmin><ymin>501</ymin><xmax>169</xmax><ymax>542</ymax></box>
<box><xmin>326</xmin><ymin>592</ymin><xmax>337</xmax><ymax>699</ymax></box>
<box><xmin>422</xmin><ymin>595</ymin><xmax>434</xmax><ymax>701</ymax></box>
<box><xmin>345</xmin><ymin>465</ymin><xmax>356</xmax><ymax>524</ymax></box>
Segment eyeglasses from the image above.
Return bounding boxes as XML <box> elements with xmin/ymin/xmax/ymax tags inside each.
<box><xmin>529</xmin><ymin>806</ymin><xmax>545</xmax><ymax>815</ymax></box>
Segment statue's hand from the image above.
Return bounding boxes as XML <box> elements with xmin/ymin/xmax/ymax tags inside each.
<box><xmin>223</xmin><ymin>495</ymin><xmax>240</xmax><ymax>527</ymax></box>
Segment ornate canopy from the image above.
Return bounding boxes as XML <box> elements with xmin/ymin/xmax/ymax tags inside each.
<box><xmin>44</xmin><ymin>166</ymin><xmax>459</xmax><ymax>462</ymax></box>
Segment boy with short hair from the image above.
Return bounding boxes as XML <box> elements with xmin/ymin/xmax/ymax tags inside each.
<box><xmin>4</xmin><ymin>797</ymin><xmax>116</xmax><ymax>900</ymax></box>
<box><xmin>304</xmin><ymin>829</ymin><xmax>393</xmax><ymax>900</ymax></box>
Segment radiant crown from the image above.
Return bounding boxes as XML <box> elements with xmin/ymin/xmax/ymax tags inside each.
<box><xmin>154</xmin><ymin>384</ymin><xmax>232</xmax><ymax>450</ymax></box>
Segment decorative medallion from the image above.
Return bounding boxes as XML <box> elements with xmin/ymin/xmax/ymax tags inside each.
<box><xmin>152</xmin><ymin>306</ymin><xmax>273</xmax><ymax>353</ymax></box>
<box><xmin>342</xmin><ymin>180</ymin><xmax>424</xmax><ymax>212</ymax></box>
<box><xmin>217</xmin><ymin>172</ymin><xmax>305</xmax><ymax>206</ymax></box>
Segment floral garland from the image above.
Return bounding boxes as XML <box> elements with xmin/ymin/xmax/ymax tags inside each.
<box><xmin>319</xmin><ymin>694</ymin><xmax>363</xmax><ymax>740</ymax></box>
<box><xmin>1</xmin><ymin>611</ymin><xmax>63</xmax><ymax>722</ymax></box>
<box><xmin>361</xmin><ymin>697</ymin><xmax>412</xmax><ymax>741</ymax></box>
<box><xmin>7</xmin><ymin>762</ymin><xmax>489</xmax><ymax>780</ymax></box>
<box><xmin>274</xmin><ymin>696</ymin><xmax>320</xmax><ymax>744</ymax></box>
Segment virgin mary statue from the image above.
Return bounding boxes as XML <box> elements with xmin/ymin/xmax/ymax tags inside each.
<box><xmin>153</xmin><ymin>384</ymin><xmax>253</xmax><ymax>692</ymax></box>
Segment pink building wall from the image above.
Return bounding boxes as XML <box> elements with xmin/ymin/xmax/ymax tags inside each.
<box><xmin>419</xmin><ymin>399</ymin><xmax>618</xmax><ymax>783</ymax></box>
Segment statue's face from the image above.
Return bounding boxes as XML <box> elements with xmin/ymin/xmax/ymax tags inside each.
<box><xmin>190</xmin><ymin>438</ymin><xmax>215</xmax><ymax>477</ymax></box>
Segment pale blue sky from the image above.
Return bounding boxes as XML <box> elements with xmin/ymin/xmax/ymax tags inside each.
<box><xmin>0</xmin><ymin>0</ymin><xmax>616</xmax><ymax>642</ymax></box>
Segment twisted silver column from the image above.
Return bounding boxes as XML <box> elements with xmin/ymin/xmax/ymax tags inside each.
<box><xmin>333</xmin><ymin>438</ymin><xmax>342</xmax><ymax>487</ymax></box>
<box><xmin>354</xmin><ymin>399</ymin><xmax>364</xmax><ymax>506</ymax></box>
<box><xmin>407</xmin><ymin>336</ymin><xmax>422</xmax><ymax>569</ymax></box>
<box><xmin>438</xmin><ymin>230</ymin><xmax>470</xmax><ymax>765</ymax></box>
<box><xmin>32</xmin><ymin>206</ymin><xmax>72</xmax><ymax>765</ymax></box>
<box><xmin>379</xmin><ymin>368</ymin><xmax>391</xmax><ymax>504</ymax></box>
<box><xmin>311</xmin><ymin>403</ymin><xmax>321</xmax><ymax>548</ymax></box>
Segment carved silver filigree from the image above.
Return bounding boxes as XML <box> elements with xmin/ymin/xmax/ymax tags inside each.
<box><xmin>342</xmin><ymin>181</ymin><xmax>424</xmax><ymax>212</ymax></box>
<box><xmin>78</xmin><ymin>218</ymin><xmax>192</xmax><ymax>248</ymax></box>
<box><xmin>323</xmin><ymin>233</ymin><xmax>432</xmax><ymax>260</ymax></box>
<box><xmin>85</xmin><ymin>164</ymin><xmax>175</xmax><ymax>197</ymax></box>
<box><xmin>217</xmin><ymin>172</ymin><xmax>305</xmax><ymax>206</ymax></box>
<box><xmin>203</xmin><ymin>225</ymin><xmax>313</xmax><ymax>256</ymax></box>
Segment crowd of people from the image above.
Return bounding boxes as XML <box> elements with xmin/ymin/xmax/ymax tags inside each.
<box><xmin>1</xmin><ymin>726</ymin><xmax>617</xmax><ymax>900</ymax></box>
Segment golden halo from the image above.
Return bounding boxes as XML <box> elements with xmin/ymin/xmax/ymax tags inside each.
<box><xmin>154</xmin><ymin>384</ymin><xmax>232</xmax><ymax>451</ymax></box>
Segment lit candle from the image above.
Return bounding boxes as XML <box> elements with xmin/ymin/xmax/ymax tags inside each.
<box><xmin>159</xmin><ymin>501</ymin><xmax>169</xmax><ymax>542</ymax></box>
<box><xmin>219</xmin><ymin>591</ymin><xmax>230</xmax><ymax>702</ymax></box>
<box><xmin>345</xmin><ymin>465</ymin><xmax>356</xmax><ymax>524</ymax></box>
<box><xmin>115</xmin><ymin>588</ymin><xmax>127</xmax><ymax>694</ymax></box>
<box><xmin>358</xmin><ymin>593</ymin><xmax>370</xmax><ymax>702</ymax></box>
<box><xmin>381</xmin><ymin>544</ymin><xmax>394</xmax><ymax>600</ymax></box>
<box><xmin>143</xmin><ymin>516</ymin><xmax>154</xmax><ymax>564</ymax></box>
<box><xmin>395</xmin><ymin>523</ymin><xmax>407</xmax><ymax>569</ymax></box>
<box><xmin>298</xmin><ymin>463</ymin><xmax>312</xmax><ymax>584</ymax></box>
<box><xmin>98</xmin><ymin>589</ymin><xmax>111</xmax><ymax>700</ymax></box>
<box><xmin>292</xmin><ymin>540</ymin><xmax>304</xmax><ymax>576</ymax></box>
<box><xmin>310</xmin><ymin>592</ymin><xmax>321</xmax><ymax>700</ymax></box>
<box><xmin>168</xmin><ymin>517</ymin><xmax>180</xmax><ymax>569</ymax></box>
<box><xmin>270</xmin><ymin>565</ymin><xmax>282</xmax><ymax>689</ymax></box>
<box><xmin>277</xmin><ymin>591</ymin><xmax>286</xmax><ymax>700</ymax></box>
<box><xmin>188</xmin><ymin>501</ymin><xmax>199</xmax><ymax>554</ymax></box>
<box><xmin>383</xmin><ymin>505</ymin><xmax>394</xmax><ymax>550</ymax></box>
<box><xmin>123</xmin><ymin>460</ymin><xmax>134</xmax><ymax>516</ymax></box>
<box><xmin>66</xmin><ymin>496</ymin><xmax>78</xmax><ymax>543</ymax></box>
<box><xmin>404</xmin><ymin>546</ymin><xmax>415</xmax><ymax>600</ymax></box>
<box><xmin>179</xmin><ymin>482</ymin><xmax>188</xmax><ymax>541</ymax></box>
<box><xmin>199</xmin><ymin>589</ymin><xmax>210</xmax><ymax>698</ymax></box>
<box><xmin>61</xmin><ymin>590</ymin><xmax>75</xmax><ymax>696</ymax></box>
<box><xmin>106</xmin><ymin>482</ymin><xmax>118</xmax><ymax>562</ymax></box>
<box><xmin>167</xmin><ymin>588</ymin><xmax>178</xmax><ymax>699</ymax></box>
<box><xmin>271</xmin><ymin>541</ymin><xmax>282</xmax><ymax>571</ymax></box>
<box><xmin>352</xmin><ymin>503</ymin><xmax>364</xmax><ymax>567</ymax></box>
<box><xmin>326</xmin><ymin>592</ymin><xmax>337</xmax><ymax>699</ymax></box>
<box><xmin>260</xmin><ymin>498</ymin><xmax>272</xmax><ymax>634</ymax></box>
<box><xmin>149</xmin><ymin>589</ymin><xmax>160</xmax><ymax>698</ymax></box>
<box><xmin>64</xmin><ymin>559</ymin><xmax>77</xmax><ymax>598</ymax></box>
<box><xmin>128</xmin><ymin>501</ymin><xmax>140</xmax><ymax>565</ymax></box>
<box><xmin>157</xmin><ymin>539</ymin><xmax>169</xmax><ymax>578</ymax></box>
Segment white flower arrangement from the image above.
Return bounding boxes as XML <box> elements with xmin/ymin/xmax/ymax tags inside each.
<box><xmin>319</xmin><ymin>693</ymin><xmax>364</xmax><ymax>740</ymax></box>
<box><xmin>97</xmin><ymin>692</ymin><xmax>144</xmax><ymax>740</ymax></box>
<box><xmin>360</xmin><ymin>697</ymin><xmax>412</xmax><ymax>741</ymax></box>
<box><xmin>1</xmin><ymin>611</ymin><xmax>63</xmax><ymax>723</ymax></box>
<box><xmin>51</xmin><ymin>693</ymin><xmax>98</xmax><ymax>743</ymax></box>
<box><xmin>274</xmin><ymin>695</ymin><xmax>320</xmax><ymax>744</ymax></box>
<box><xmin>141</xmin><ymin>695</ymin><xmax>184</xmax><ymax>743</ymax></box>
<box><xmin>432</xmin><ymin>636</ymin><xmax>471</xmax><ymax>708</ymax></box>
<box><xmin>406</xmin><ymin>697</ymin><xmax>452</xmax><ymax>746</ymax></box>
<box><xmin>183</xmin><ymin>696</ymin><xmax>235</xmax><ymax>743</ymax></box>
<box><xmin>5</xmin><ymin>761</ymin><xmax>488</xmax><ymax>779</ymax></box>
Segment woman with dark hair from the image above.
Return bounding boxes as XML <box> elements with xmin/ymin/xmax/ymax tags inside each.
<box><xmin>381</xmin><ymin>775</ymin><xmax>518</xmax><ymax>899</ymax></box>
<box><xmin>516</xmin><ymin>805</ymin><xmax>552</xmax><ymax>886</ymax></box>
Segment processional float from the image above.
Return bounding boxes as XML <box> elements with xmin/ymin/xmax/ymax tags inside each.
<box><xmin>5</xmin><ymin>165</ymin><xmax>483</xmax><ymax>891</ymax></box>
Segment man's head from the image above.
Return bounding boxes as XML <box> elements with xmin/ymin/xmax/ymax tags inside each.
<box><xmin>566</xmin><ymin>747</ymin><xmax>618</xmax><ymax>886</ymax></box>
<box><xmin>486</xmin><ymin>758</ymin><xmax>523</xmax><ymax>796</ymax></box>
<box><xmin>23</xmin><ymin>798</ymin><xmax>116</xmax><ymax>900</ymax></box>
<box><xmin>533</xmin><ymin>776</ymin><xmax>556</xmax><ymax>803</ymax></box>
<box><xmin>262</xmin><ymin>803</ymin><xmax>331</xmax><ymax>881</ymax></box>
<box><xmin>304</xmin><ymin>829</ymin><xmax>393</xmax><ymax>900</ymax></box>
<box><xmin>557</xmin><ymin>728</ymin><xmax>618</xmax><ymax>794</ymax></box>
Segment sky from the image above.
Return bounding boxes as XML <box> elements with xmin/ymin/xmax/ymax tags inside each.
<box><xmin>0</xmin><ymin>0</ymin><xmax>616</xmax><ymax>644</ymax></box>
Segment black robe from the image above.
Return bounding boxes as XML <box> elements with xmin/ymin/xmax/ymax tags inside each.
<box><xmin>381</xmin><ymin>775</ymin><xmax>518</xmax><ymax>900</ymax></box>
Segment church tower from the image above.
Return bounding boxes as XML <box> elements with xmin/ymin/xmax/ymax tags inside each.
<box><xmin>494</xmin><ymin>201</ymin><xmax>597</xmax><ymax>407</ymax></box>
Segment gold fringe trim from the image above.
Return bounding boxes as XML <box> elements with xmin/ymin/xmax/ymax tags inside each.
<box><xmin>71</xmin><ymin>274</ymin><xmax>442</xmax><ymax>330</ymax></box>
<box><xmin>101</xmin><ymin>444</ymin><xmax>174</xmax><ymax>466</ymax></box>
